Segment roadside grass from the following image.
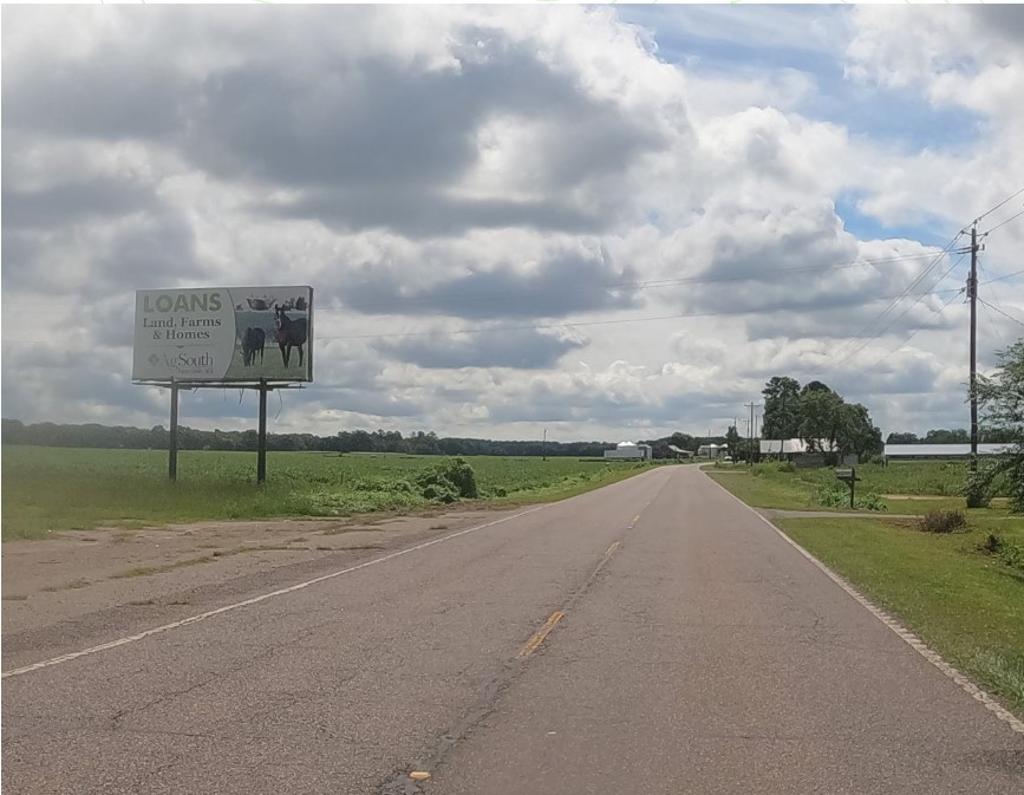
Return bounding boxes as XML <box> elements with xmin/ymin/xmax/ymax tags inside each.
<box><xmin>706</xmin><ymin>460</ymin><xmax>1012</xmax><ymax>517</ymax></box>
<box><xmin>1</xmin><ymin>446</ymin><xmax>664</xmax><ymax>541</ymax></box>
<box><xmin>778</xmin><ymin>514</ymin><xmax>1024</xmax><ymax>716</ymax></box>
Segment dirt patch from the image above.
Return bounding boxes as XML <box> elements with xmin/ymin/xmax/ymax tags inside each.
<box><xmin>1</xmin><ymin>507</ymin><xmax>522</xmax><ymax>646</ymax></box>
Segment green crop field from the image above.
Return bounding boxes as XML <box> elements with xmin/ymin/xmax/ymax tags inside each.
<box><xmin>1</xmin><ymin>445</ymin><xmax>662</xmax><ymax>541</ymax></box>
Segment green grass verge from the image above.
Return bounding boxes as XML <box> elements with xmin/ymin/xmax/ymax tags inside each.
<box><xmin>706</xmin><ymin>460</ymin><xmax>1012</xmax><ymax>517</ymax></box>
<box><xmin>779</xmin><ymin>515</ymin><xmax>1024</xmax><ymax>716</ymax></box>
<box><xmin>1</xmin><ymin>446</ymin><xmax>663</xmax><ymax>541</ymax></box>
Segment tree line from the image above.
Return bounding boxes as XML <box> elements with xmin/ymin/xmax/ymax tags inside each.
<box><xmin>726</xmin><ymin>376</ymin><xmax>884</xmax><ymax>462</ymax></box>
<box><xmin>0</xmin><ymin>419</ymin><xmax>723</xmax><ymax>459</ymax></box>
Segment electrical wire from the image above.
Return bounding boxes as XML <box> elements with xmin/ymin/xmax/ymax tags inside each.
<box><xmin>980</xmin><ymin>207</ymin><xmax>1024</xmax><ymax>238</ymax></box>
<box><xmin>981</xmin><ymin>268</ymin><xmax>1024</xmax><ymax>285</ymax></box>
<box><xmin>829</xmin><ymin>233</ymin><xmax>963</xmax><ymax>360</ymax></box>
<box><xmin>314</xmin><ymin>284</ymin><xmax>967</xmax><ymax>343</ymax></box>
<box><xmin>970</xmin><ymin>186</ymin><xmax>1024</xmax><ymax>226</ymax></box>
<box><xmin>305</xmin><ymin>249</ymin><xmax>954</xmax><ymax>315</ymax></box>
<box><xmin>979</xmin><ymin>297</ymin><xmax>1024</xmax><ymax>328</ymax></box>
<box><xmin>832</xmin><ymin>252</ymin><xmax>968</xmax><ymax>366</ymax></box>
<box><xmin>863</xmin><ymin>285</ymin><xmax>967</xmax><ymax>369</ymax></box>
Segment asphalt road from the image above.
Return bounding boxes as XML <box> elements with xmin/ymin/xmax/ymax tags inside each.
<box><xmin>3</xmin><ymin>466</ymin><xmax>1022</xmax><ymax>793</ymax></box>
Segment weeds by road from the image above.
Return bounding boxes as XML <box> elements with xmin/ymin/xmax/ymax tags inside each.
<box><xmin>2</xmin><ymin>446</ymin><xmax>663</xmax><ymax>541</ymax></box>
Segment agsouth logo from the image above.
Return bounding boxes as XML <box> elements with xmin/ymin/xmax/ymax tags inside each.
<box><xmin>157</xmin><ymin>352</ymin><xmax>215</xmax><ymax>371</ymax></box>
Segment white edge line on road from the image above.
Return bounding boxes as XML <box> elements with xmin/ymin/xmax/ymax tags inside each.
<box><xmin>703</xmin><ymin>470</ymin><xmax>1024</xmax><ymax>737</ymax></box>
<box><xmin>3</xmin><ymin>505</ymin><xmax>549</xmax><ymax>680</ymax></box>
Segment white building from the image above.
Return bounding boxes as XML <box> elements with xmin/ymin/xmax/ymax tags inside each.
<box><xmin>883</xmin><ymin>443</ymin><xmax>1012</xmax><ymax>460</ymax></box>
<box><xmin>760</xmin><ymin>439</ymin><xmax>838</xmax><ymax>457</ymax></box>
<box><xmin>697</xmin><ymin>443</ymin><xmax>728</xmax><ymax>459</ymax></box>
<box><xmin>604</xmin><ymin>441</ymin><xmax>653</xmax><ymax>460</ymax></box>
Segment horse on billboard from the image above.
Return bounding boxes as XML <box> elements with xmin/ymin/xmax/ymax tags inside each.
<box><xmin>274</xmin><ymin>305</ymin><xmax>307</xmax><ymax>368</ymax></box>
<box><xmin>241</xmin><ymin>327</ymin><xmax>265</xmax><ymax>366</ymax></box>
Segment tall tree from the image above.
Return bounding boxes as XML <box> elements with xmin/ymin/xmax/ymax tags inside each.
<box><xmin>977</xmin><ymin>338</ymin><xmax>1024</xmax><ymax>512</ymax></box>
<box><xmin>761</xmin><ymin>376</ymin><xmax>801</xmax><ymax>439</ymax></box>
<box><xmin>798</xmin><ymin>387</ymin><xmax>845</xmax><ymax>454</ymax></box>
<box><xmin>725</xmin><ymin>425</ymin><xmax>742</xmax><ymax>461</ymax></box>
<box><xmin>839</xmin><ymin>403</ymin><xmax>883</xmax><ymax>459</ymax></box>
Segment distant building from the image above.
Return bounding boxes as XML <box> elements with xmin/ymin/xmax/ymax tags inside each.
<box><xmin>697</xmin><ymin>443</ymin><xmax>728</xmax><ymax>459</ymax></box>
<box><xmin>883</xmin><ymin>443</ymin><xmax>1011</xmax><ymax>460</ymax></box>
<box><xmin>760</xmin><ymin>439</ymin><xmax>838</xmax><ymax>457</ymax></box>
<box><xmin>604</xmin><ymin>441</ymin><xmax>653</xmax><ymax>460</ymax></box>
<box><xmin>667</xmin><ymin>444</ymin><xmax>694</xmax><ymax>459</ymax></box>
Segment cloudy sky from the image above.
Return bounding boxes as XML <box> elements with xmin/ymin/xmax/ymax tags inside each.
<box><xmin>2</xmin><ymin>4</ymin><xmax>1023</xmax><ymax>442</ymax></box>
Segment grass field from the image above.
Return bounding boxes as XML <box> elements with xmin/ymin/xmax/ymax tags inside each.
<box><xmin>709</xmin><ymin>458</ymin><xmax>1024</xmax><ymax>717</ymax></box>
<box><xmin>706</xmin><ymin>459</ymin><xmax>1011</xmax><ymax>515</ymax></box>
<box><xmin>1</xmin><ymin>446</ymin><xmax>661</xmax><ymax>541</ymax></box>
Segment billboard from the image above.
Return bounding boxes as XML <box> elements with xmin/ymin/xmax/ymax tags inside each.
<box><xmin>133</xmin><ymin>286</ymin><xmax>313</xmax><ymax>382</ymax></box>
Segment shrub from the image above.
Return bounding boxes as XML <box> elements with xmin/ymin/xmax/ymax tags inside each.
<box><xmin>415</xmin><ymin>457</ymin><xmax>478</xmax><ymax>503</ymax></box>
<box><xmin>979</xmin><ymin>533</ymin><xmax>1024</xmax><ymax>574</ymax></box>
<box><xmin>814</xmin><ymin>483</ymin><xmax>848</xmax><ymax>508</ymax></box>
<box><xmin>919</xmin><ymin>510</ymin><xmax>968</xmax><ymax>534</ymax></box>
<box><xmin>777</xmin><ymin>461</ymin><xmax>796</xmax><ymax>473</ymax></box>
<box><xmin>855</xmin><ymin>492</ymin><xmax>888</xmax><ymax>512</ymax></box>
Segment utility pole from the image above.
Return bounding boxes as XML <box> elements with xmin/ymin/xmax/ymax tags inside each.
<box><xmin>968</xmin><ymin>223</ymin><xmax>979</xmax><ymax>473</ymax></box>
<box><xmin>746</xmin><ymin>401</ymin><xmax>755</xmax><ymax>465</ymax></box>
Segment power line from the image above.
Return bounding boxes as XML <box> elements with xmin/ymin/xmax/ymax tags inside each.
<box><xmin>864</xmin><ymin>284</ymin><xmax>967</xmax><ymax>369</ymax></box>
<box><xmin>315</xmin><ymin>285</ymin><xmax>966</xmax><ymax>343</ymax></box>
<box><xmin>980</xmin><ymin>207</ymin><xmax>1024</xmax><ymax>238</ymax></box>
<box><xmin>832</xmin><ymin>252</ymin><xmax>968</xmax><ymax>366</ymax></box>
<box><xmin>969</xmin><ymin>185</ymin><xmax>1024</xmax><ymax>226</ymax></box>
<box><xmin>979</xmin><ymin>297</ymin><xmax>1024</xmax><ymax>328</ymax></box>
<box><xmin>614</xmin><ymin>250</ymin><xmax>948</xmax><ymax>290</ymax></box>
<box><xmin>310</xmin><ymin>249</ymin><xmax>955</xmax><ymax>314</ymax></box>
<box><xmin>980</xmin><ymin>268</ymin><xmax>1024</xmax><ymax>285</ymax></box>
<box><xmin>829</xmin><ymin>233</ymin><xmax>963</xmax><ymax>360</ymax></box>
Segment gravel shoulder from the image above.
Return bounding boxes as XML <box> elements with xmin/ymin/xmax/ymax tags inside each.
<box><xmin>1</xmin><ymin>506</ymin><xmax>523</xmax><ymax>668</ymax></box>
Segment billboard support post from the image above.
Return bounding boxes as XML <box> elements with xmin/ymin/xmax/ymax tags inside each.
<box><xmin>257</xmin><ymin>379</ymin><xmax>268</xmax><ymax>484</ymax></box>
<box><xmin>168</xmin><ymin>379</ymin><xmax>179</xmax><ymax>482</ymax></box>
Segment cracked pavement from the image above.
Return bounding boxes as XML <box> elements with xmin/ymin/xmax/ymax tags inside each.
<box><xmin>3</xmin><ymin>466</ymin><xmax>1022</xmax><ymax>793</ymax></box>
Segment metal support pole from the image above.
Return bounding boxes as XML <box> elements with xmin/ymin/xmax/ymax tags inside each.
<box><xmin>257</xmin><ymin>379</ymin><xmax>268</xmax><ymax>484</ymax></box>
<box><xmin>850</xmin><ymin>467</ymin><xmax>856</xmax><ymax>509</ymax></box>
<box><xmin>168</xmin><ymin>380</ymin><xmax>179</xmax><ymax>481</ymax></box>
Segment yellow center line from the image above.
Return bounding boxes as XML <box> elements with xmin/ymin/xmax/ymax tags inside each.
<box><xmin>516</xmin><ymin>610</ymin><xmax>566</xmax><ymax>659</ymax></box>
<box><xmin>515</xmin><ymin>538</ymin><xmax>627</xmax><ymax>661</ymax></box>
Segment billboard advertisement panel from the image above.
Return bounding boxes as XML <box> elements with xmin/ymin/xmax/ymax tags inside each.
<box><xmin>132</xmin><ymin>286</ymin><xmax>313</xmax><ymax>382</ymax></box>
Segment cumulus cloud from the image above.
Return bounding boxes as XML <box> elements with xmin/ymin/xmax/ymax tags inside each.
<box><xmin>375</xmin><ymin>327</ymin><xmax>588</xmax><ymax>369</ymax></box>
<box><xmin>2</xmin><ymin>5</ymin><xmax>1021</xmax><ymax>440</ymax></box>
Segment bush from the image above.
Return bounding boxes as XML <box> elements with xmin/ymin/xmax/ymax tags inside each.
<box><xmin>415</xmin><ymin>457</ymin><xmax>478</xmax><ymax>503</ymax></box>
<box><xmin>979</xmin><ymin>533</ymin><xmax>1024</xmax><ymax>574</ymax></box>
<box><xmin>814</xmin><ymin>483</ymin><xmax>848</xmax><ymax>508</ymax></box>
<box><xmin>777</xmin><ymin>461</ymin><xmax>796</xmax><ymax>473</ymax></box>
<box><xmin>855</xmin><ymin>492</ymin><xmax>888</xmax><ymax>512</ymax></box>
<box><xmin>919</xmin><ymin>510</ymin><xmax>968</xmax><ymax>534</ymax></box>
